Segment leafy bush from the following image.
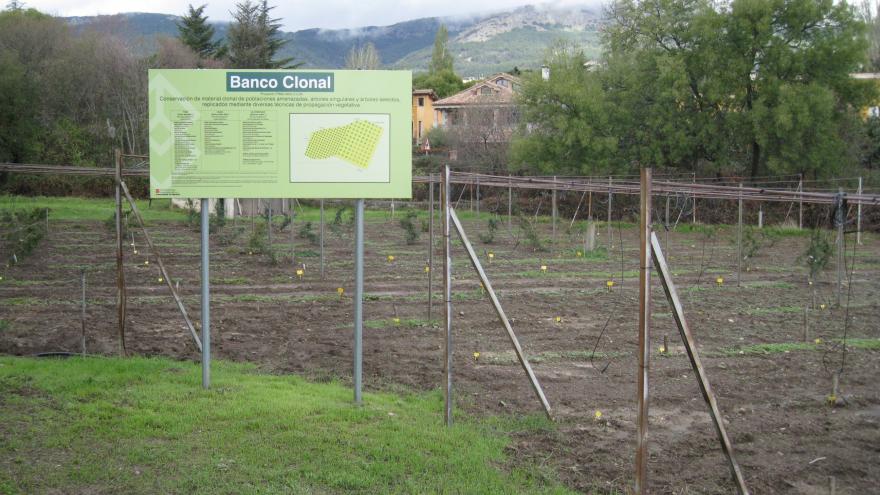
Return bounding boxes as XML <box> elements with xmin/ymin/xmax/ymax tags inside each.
<box><xmin>518</xmin><ymin>215</ymin><xmax>545</xmax><ymax>251</ymax></box>
<box><xmin>399</xmin><ymin>210</ymin><xmax>420</xmax><ymax>244</ymax></box>
<box><xmin>2</xmin><ymin>207</ymin><xmax>48</xmax><ymax>263</ymax></box>
<box><xmin>800</xmin><ymin>228</ymin><xmax>834</xmax><ymax>280</ymax></box>
<box><xmin>479</xmin><ymin>217</ymin><xmax>499</xmax><ymax>244</ymax></box>
<box><xmin>299</xmin><ymin>221</ymin><xmax>319</xmax><ymax>245</ymax></box>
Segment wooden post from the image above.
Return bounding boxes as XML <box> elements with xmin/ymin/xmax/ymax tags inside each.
<box><xmin>857</xmin><ymin>177</ymin><xmax>862</xmax><ymax>245</ymax></box>
<box><xmin>798</xmin><ymin>175</ymin><xmax>803</xmax><ymax>230</ymax></box>
<box><xmin>120</xmin><ymin>181</ymin><xmax>202</xmax><ymax>351</ymax></box>
<box><xmin>634</xmin><ymin>168</ymin><xmax>652</xmax><ymax>494</ymax></box>
<box><xmin>319</xmin><ymin>199</ymin><xmax>325</xmax><ymax>279</ymax></box>
<box><xmin>114</xmin><ymin>148</ymin><xmax>126</xmax><ymax>356</ymax></box>
<box><xmin>507</xmin><ymin>175</ymin><xmax>513</xmax><ymax>231</ymax></box>
<box><xmin>836</xmin><ymin>188</ymin><xmax>844</xmax><ymax>307</ymax></box>
<box><xmin>450</xmin><ymin>208</ymin><xmax>553</xmax><ymax>420</ymax></box>
<box><xmin>552</xmin><ymin>176</ymin><xmax>557</xmax><ymax>246</ymax></box>
<box><xmin>665</xmin><ymin>194</ymin><xmax>671</xmax><ymax>253</ymax></box>
<box><xmin>737</xmin><ymin>184</ymin><xmax>743</xmax><ymax>287</ymax></box>
<box><xmin>692</xmin><ymin>172</ymin><xmax>697</xmax><ymax>224</ymax></box>
<box><xmin>476</xmin><ymin>176</ymin><xmax>480</xmax><ymax>217</ymax></box>
<box><xmin>80</xmin><ymin>269</ymin><xmax>87</xmax><ymax>356</ymax></box>
<box><xmin>758</xmin><ymin>204</ymin><xmax>763</xmax><ymax>229</ymax></box>
<box><xmin>607</xmin><ymin>176</ymin><xmax>613</xmax><ymax>250</ymax></box>
<box><xmin>428</xmin><ymin>175</ymin><xmax>435</xmax><ymax>320</ymax></box>
<box><xmin>650</xmin><ymin>232</ymin><xmax>750</xmax><ymax>495</ymax></box>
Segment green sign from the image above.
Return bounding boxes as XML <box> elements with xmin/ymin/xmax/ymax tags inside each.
<box><xmin>148</xmin><ymin>69</ymin><xmax>412</xmax><ymax>199</ymax></box>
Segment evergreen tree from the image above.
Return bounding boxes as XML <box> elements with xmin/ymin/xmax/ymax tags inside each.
<box><xmin>177</xmin><ymin>4</ymin><xmax>225</xmax><ymax>61</ymax></box>
<box><xmin>413</xmin><ymin>24</ymin><xmax>464</xmax><ymax>98</ymax></box>
<box><xmin>227</xmin><ymin>0</ymin><xmax>299</xmax><ymax>69</ymax></box>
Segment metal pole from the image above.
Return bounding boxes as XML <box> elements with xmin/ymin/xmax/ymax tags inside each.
<box><xmin>737</xmin><ymin>184</ymin><xmax>743</xmax><ymax>287</ymax></box>
<box><xmin>857</xmin><ymin>177</ymin><xmax>862</xmax><ymax>245</ymax></box>
<box><xmin>290</xmin><ymin>202</ymin><xmax>295</xmax><ymax>267</ymax></box>
<box><xmin>634</xmin><ymin>167</ymin><xmax>652</xmax><ymax>494</ymax></box>
<box><xmin>428</xmin><ymin>175</ymin><xmax>435</xmax><ymax>320</ymax></box>
<box><xmin>692</xmin><ymin>172</ymin><xmax>697</xmax><ymax>224</ymax></box>
<box><xmin>267</xmin><ymin>201</ymin><xmax>272</xmax><ymax>252</ymax></box>
<box><xmin>354</xmin><ymin>198</ymin><xmax>364</xmax><ymax>404</ymax></box>
<box><xmin>443</xmin><ymin>165</ymin><xmax>453</xmax><ymax>427</ymax></box>
<box><xmin>114</xmin><ymin>148</ymin><xmax>126</xmax><ymax>357</ymax></box>
<box><xmin>650</xmin><ymin>232</ymin><xmax>750</xmax><ymax>495</ymax></box>
<box><xmin>320</xmin><ymin>199</ymin><xmax>325</xmax><ymax>278</ymax></box>
<box><xmin>758</xmin><ymin>205</ymin><xmax>763</xmax><ymax>229</ymax></box>
<box><xmin>200</xmin><ymin>198</ymin><xmax>211</xmax><ymax>389</ymax></box>
<box><xmin>449</xmin><ymin>208</ymin><xmax>553</xmax><ymax>419</ymax></box>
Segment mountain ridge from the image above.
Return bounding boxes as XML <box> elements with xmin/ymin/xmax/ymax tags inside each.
<box><xmin>62</xmin><ymin>4</ymin><xmax>605</xmax><ymax>77</ymax></box>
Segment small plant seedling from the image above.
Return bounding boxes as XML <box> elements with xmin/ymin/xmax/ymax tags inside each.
<box><xmin>399</xmin><ymin>210</ymin><xmax>420</xmax><ymax>244</ymax></box>
<box><xmin>479</xmin><ymin>217</ymin><xmax>499</xmax><ymax>244</ymax></box>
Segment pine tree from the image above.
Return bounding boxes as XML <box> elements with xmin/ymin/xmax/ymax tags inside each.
<box><xmin>177</xmin><ymin>4</ymin><xmax>225</xmax><ymax>60</ymax></box>
<box><xmin>227</xmin><ymin>0</ymin><xmax>299</xmax><ymax>69</ymax></box>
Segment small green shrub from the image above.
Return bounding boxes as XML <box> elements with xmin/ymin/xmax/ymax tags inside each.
<box><xmin>800</xmin><ymin>228</ymin><xmax>834</xmax><ymax>280</ymax></box>
<box><xmin>399</xmin><ymin>210</ymin><xmax>420</xmax><ymax>244</ymax></box>
<box><xmin>299</xmin><ymin>221</ymin><xmax>319</xmax><ymax>245</ymax></box>
<box><xmin>2</xmin><ymin>208</ymin><xmax>48</xmax><ymax>263</ymax></box>
<box><xmin>479</xmin><ymin>217</ymin><xmax>499</xmax><ymax>244</ymax></box>
<box><xmin>518</xmin><ymin>215</ymin><xmax>545</xmax><ymax>252</ymax></box>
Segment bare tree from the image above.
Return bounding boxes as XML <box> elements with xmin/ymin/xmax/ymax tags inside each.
<box><xmin>344</xmin><ymin>42</ymin><xmax>381</xmax><ymax>70</ymax></box>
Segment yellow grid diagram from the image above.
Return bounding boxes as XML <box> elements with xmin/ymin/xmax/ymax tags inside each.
<box><xmin>304</xmin><ymin>120</ymin><xmax>383</xmax><ymax>169</ymax></box>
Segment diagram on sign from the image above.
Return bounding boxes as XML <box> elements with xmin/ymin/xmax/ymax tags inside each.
<box><xmin>290</xmin><ymin>113</ymin><xmax>390</xmax><ymax>183</ymax></box>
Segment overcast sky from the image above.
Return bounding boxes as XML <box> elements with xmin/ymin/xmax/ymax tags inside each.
<box><xmin>25</xmin><ymin>0</ymin><xmax>598</xmax><ymax>31</ymax></box>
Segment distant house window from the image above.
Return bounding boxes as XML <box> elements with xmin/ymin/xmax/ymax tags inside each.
<box><xmin>418</xmin><ymin>120</ymin><xmax>423</xmax><ymax>138</ymax></box>
<box><xmin>496</xmin><ymin>78</ymin><xmax>508</xmax><ymax>87</ymax></box>
<box><xmin>418</xmin><ymin>97</ymin><xmax>425</xmax><ymax>107</ymax></box>
<box><xmin>870</xmin><ymin>106</ymin><xmax>880</xmax><ymax>118</ymax></box>
<box><xmin>480</xmin><ymin>87</ymin><xmax>493</xmax><ymax>95</ymax></box>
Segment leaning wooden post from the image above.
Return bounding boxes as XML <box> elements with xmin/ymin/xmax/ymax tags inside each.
<box><xmin>634</xmin><ymin>167</ymin><xmax>652</xmax><ymax>494</ymax></box>
<box><xmin>650</xmin><ymin>232</ymin><xmax>750</xmax><ymax>494</ymax></box>
<box><xmin>114</xmin><ymin>148</ymin><xmax>126</xmax><ymax>356</ymax></box>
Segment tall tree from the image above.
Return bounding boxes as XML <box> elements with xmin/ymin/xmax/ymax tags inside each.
<box><xmin>428</xmin><ymin>24</ymin><xmax>453</xmax><ymax>74</ymax></box>
<box><xmin>227</xmin><ymin>0</ymin><xmax>298</xmax><ymax>69</ymax></box>
<box><xmin>177</xmin><ymin>4</ymin><xmax>225</xmax><ymax>61</ymax></box>
<box><xmin>344</xmin><ymin>42</ymin><xmax>380</xmax><ymax>70</ymax></box>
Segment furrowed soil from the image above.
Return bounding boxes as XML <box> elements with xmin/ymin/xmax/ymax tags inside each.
<box><xmin>2</xmin><ymin>210</ymin><xmax>878</xmax><ymax>494</ymax></box>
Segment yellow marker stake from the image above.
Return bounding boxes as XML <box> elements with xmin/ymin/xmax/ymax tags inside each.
<box><xmin>576</xmin><ymin>251</ymin><xmax>583</xmax><ymax>257</ymax></box>
<box><xmin>540</xmin><ymin>265</ymin><xmax>548</xmax><ymax>273</ymax></box>
<box><xmin>133</xmin><ymin>250</ymin><xmax>138</xmax><ymax>255</ymax></box>
<box><xmin>716</xmin><ymin>276</ymin><xmax>723</xmax><ymax>286</ymax></box>
<box><xmin>392</xmin><ymin>317</ymin><xmax>400</xmax><ymax>325</ymax></box>
<box><xmin>594</xmin><ymin>410</ymin><xmax>603</xmax><ymax>420</ymax></box>
<box><xmin>488</xmin><ymin>252</ymin><xmax>495</xmax><ymax>263</ymax></box>
<box><xmin>296</xmin><ymin>269</ymin><xmax>304</xmax><ymax>279</ymax></box>
<box><xmin>555</xmin><ymin>316</ymin><xmax>562</xmax><ymax>324</ymax></box>
<box><xmin>606</xmin><ymin>280</ymin><xmax>614</xmax><ymax>292</ymax></box>
<box><xmin>158</xmin><ymin>277</ymin><xmax>164</xmax><ymax>283</ymax></box>
<box><xmin>659</xmin><ymin>346</ymin><xmax>666</xmax><ymax>354</ymax></box>
<box><xmin>337</xmin><ymin>287</ymin><xmax>344</xmax><ymax>298</ymax></box>
<box><xmin>387</xmin><ymin>255</ymin><xmax>395</xmax><ymax>262</ymax></box>
<box><xmin>144</xmin><ymin>260</ymin><xmax>149</xmax><ymax>266</ymax></box>
<box><xmin>424</xmin><ymin>265</ymin><xmax>430</xmax><ymax>273</ymax></box>
<box><xmin>820</xmin><ymin>304</ymin><xmax>826</xmax><ymax>310</ymax></box>
<box><xmin>814</xmin><ymin>338</ymin><xmax>823</xmax><ymax>344</ymax></box>
<box><xmin>473</xmin><ymin>352</ymin><xmax>480</xmax><ymax>361</ymax></box>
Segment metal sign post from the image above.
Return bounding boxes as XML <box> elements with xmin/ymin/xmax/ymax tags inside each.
<box><xmin>200</xmin><ymin>198</ymin><xmax>211</xmax><ymax>389</ymax></box>
<box><xmin>354</xmin><ymin>199</ymin><xmax>365</xmax><ymax>404</ymax></box>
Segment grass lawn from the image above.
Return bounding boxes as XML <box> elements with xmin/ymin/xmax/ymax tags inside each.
<box><xmin>0</xmin><ymin>195</ymin><xmax>186</xmax><ymax>223</ymax></box>
<box><xmin>0</xmin><ymin>356</ymin><xmax>573</xmax><ymax>495</ymax></box>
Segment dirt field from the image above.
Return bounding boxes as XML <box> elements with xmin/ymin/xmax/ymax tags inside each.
<box><xmin>1</xmin><ymin>207</ymin><xmax>878</xmax><ymax>494</ymax></box>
